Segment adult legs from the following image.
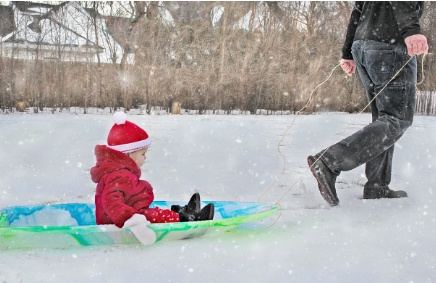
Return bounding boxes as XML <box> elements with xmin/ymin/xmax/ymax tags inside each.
<box><xmin>316</xmin><ymin>40</ymin><xmax>416</xmax><ymax>198</ymax></box>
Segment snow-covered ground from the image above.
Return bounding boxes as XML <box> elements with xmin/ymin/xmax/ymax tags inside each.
<box><xmin>0</xmin><ymin>111</ymin><xmax>435</xmax><ymax>282</ymax></box>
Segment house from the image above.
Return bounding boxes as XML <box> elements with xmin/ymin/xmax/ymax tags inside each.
<box><xmin>0</xmin><ymin>1</ymin><xmax>125</xmax><ymax>64</ymax></box>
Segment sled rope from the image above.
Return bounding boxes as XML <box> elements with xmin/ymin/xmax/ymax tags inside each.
<box><xmin>257</xmin><ymin>63</ymin><xmax>342</xmax><ymax>202</ymax></box>
<box><xmin>416</xmin><ymin>53</ymin><xmax>432</xmax><ymax>89</ymax></box>
<box><xmin>257</xmin><ymin>201</ymin><xmax>283</xmax><ymax>233</ymax></box>
<box><xmin>258</xmin><ymin>53</ymin><xmax>430</xmax><ymax>230</ymax></box>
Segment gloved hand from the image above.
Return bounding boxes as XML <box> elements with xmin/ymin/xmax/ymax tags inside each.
<box><xmin>122</xmin><ymin>214</ymin><xmax>156</xmax><ymax>245</ymax></box>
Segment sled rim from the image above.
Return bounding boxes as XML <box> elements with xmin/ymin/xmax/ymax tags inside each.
<box><xmin>0</xmin><ymin>201</ymin><xmax>279</xmax><ymax>235</ymax></box>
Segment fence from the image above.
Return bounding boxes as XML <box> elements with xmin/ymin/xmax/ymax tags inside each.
<box><xmin>416</xmin><ymin>91</ymin><xmax>436</xmax><ymax>115</ymax></box>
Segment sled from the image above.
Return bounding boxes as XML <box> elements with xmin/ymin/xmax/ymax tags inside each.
<box><xmin>0</xmin><ymin>201</ymin><xmax>278</xmax><ymax>249</ymax></box>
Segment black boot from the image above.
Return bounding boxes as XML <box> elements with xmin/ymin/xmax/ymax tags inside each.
<box><xmin>364</xmin><ymin>187</ymin><xmax>407</xmax><ymax>199</ymax></box>
<box><xmin>179</xmin><ymin>203</ymin><xmax>214</xmax><ymax>222</ymax></box>
<box><xmin>307</xmin><ymin>155</ymin><xmax>340</xmax><ymax>206</ymax></box>
<box><xmin>386</xmin><ymin>189</ymin><xmax>408</xmax><ymax>198</ymax></box>
<box><xmin>194</xmin><ymin>203</ymin><xmax>214</xmax><ymax>221</ymax></box>
<box><xmin>171</xmin><ymin>193</ymin><xmax>200</xmax><ymax>214</ymax></box>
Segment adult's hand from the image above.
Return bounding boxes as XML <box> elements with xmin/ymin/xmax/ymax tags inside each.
<box><xmin>340</xmin><ymin>59</ymin><xmax>356</xmax><ymax>77</ymax></box>
<box><xmin>405</xmin><ymin>34</ymin><xmax>429</xmax><ymax>56</ymax></box>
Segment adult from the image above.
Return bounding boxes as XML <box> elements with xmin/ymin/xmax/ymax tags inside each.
<box><xmin>307</xmin><ymin>2</ymin><xmax>429</xmax><ymax>206</ymax></box>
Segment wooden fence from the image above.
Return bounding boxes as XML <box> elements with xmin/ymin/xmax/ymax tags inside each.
<box><xmin>416</xmin><ymin>91</ymin><xmax>436</xmax><ymax>115</ymax></box>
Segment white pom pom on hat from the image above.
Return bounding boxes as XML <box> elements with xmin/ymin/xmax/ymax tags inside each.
<box><xmin>113</xmin><ymin>111</ymin><xmax>127</xmax><ymax>125</ymax></box>
<box><xmin>107</xmin><ymin>112</ymin><xmax>151</xmax><ymax>153</ymax></box>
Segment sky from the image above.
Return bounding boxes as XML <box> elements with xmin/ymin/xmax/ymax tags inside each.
<box><xmin>1</xmin><ymin>109</ymin><xmax>435</xmax><ymax>282</ymax></box>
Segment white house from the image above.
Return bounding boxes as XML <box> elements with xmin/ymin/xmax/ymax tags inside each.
<box><xmin>0</xmin><ymin>1</ymin><xmax>125</xmax><ymax>64</ymax></box>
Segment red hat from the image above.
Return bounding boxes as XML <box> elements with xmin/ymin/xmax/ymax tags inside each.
<box><xmin>107</xmin><ymin>112</ymin><xmax>151</xmax><ymax>153</ymax></box>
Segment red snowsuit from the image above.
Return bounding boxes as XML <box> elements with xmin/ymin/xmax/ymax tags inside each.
<box><xmin>90</xmin><ymin>145</ymin><xmax>180</xmax><ymax>227</ymax></box>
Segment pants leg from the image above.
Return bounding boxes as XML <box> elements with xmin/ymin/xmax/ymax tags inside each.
<box><xmin>139</xmin><ymin>206</ymin><xmax>181</xmax><ymax>223</ymax></box>
<box><xmin>318</xmin><ymin>40</ymin><xmax>417</xmax><ymax>195</ymax></box>
<box><xmin>363</xmin><ymin>106</ymin><xmax>395</xmax><ymax>196</ymax></box>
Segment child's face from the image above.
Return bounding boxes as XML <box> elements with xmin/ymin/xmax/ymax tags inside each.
<box><xmin>128</xmin><ymin>147</ymin><xmax>148</xmax><ymax>168</ymax></box>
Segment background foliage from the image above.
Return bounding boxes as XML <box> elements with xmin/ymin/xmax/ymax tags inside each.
<box><xmin>0</xmin><ymin>1</ymin><xmax>434</xmax><ymax>114</ymax></box>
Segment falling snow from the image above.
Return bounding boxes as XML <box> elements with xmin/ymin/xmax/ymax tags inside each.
<box><xmin>0</xmin><ymin>111</ymin><xmax>435</xmax><ymax>282</ymax></box>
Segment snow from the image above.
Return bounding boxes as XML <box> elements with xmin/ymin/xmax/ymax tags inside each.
<box><xmin>1</xmin><ymin>111</ymin><xmax>435</xmax><ymax>282</ymax></box>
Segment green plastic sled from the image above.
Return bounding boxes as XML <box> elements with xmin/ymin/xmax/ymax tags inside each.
<box><xmin>0</xmin><ymin>201</ymin><xmax>278</xmax><ymax>249</ymax></box>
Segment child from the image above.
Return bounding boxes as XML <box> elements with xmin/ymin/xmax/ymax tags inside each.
<box><xmin>90</xmin><ymin>112</ymin><xmax>214</xmax><ymax>245</ymax></box>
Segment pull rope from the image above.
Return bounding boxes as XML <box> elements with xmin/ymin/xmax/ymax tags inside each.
<box><xmin>258</xmin><ymin>53</ymin><xmax>431</xmax><ymax>231</ymax></box>
<box><xmin>257</xmin><ymin>63</ymin><xmax>342</xmax><ymax>202</ymax></box>
<box><xmin>416</xmin><ymin>53</ymin><xmax>432</xmax><ymax>89</ymax></box>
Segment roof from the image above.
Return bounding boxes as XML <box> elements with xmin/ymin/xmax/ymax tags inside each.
<box><xmin>12</xmin><ymin>1</ymin><xmax>60</xmax><ymax>12</ymax></box>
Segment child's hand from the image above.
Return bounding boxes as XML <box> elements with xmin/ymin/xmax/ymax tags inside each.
<box><xmin>123</xmin><ymin>214</ymin><xmax>156</xmax><ymax>245</ymax></box>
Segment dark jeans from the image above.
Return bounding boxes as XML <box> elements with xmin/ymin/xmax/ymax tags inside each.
<box><xmin>318</xmin><ymin>40</ymin><xmax>417</xmax><ymax>196</ymax></box>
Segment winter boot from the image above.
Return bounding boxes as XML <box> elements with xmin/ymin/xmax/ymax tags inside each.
<box><xmin>194</xmin><ymin>203</ymin><xmax>214</xmax><ymax>221</ymax></box>
<box><xmin>179</xmin><ymin>203</ymin><xmax>215</xmax><ymax>222</ymax></box>
<box><xmin>171</xmin><ymin>193</ymin><xmax>200</xmax><ymax>214</ymax></box>
<box><xmin>364</xmin><ymin>187</ymin><xmax>407</xmax><ymax>199</ymax></box>
<box><xmin>307</xmin><ymin>155</ymin><xmax>340</xmax><ymax>206</ymax></box>
<box><xmin>385</xmin><ymin>189</ymin><xmax>408</xmax><ymax>198</ymax></box>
